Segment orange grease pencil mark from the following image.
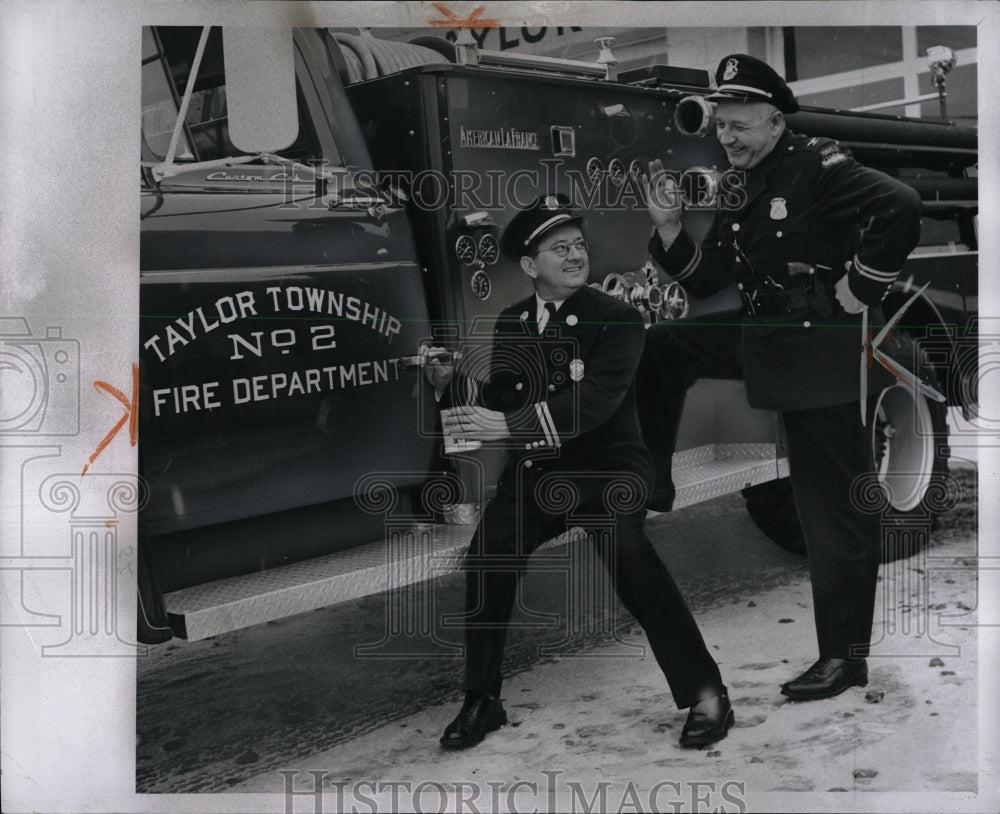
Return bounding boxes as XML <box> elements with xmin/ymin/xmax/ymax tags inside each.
<box><xmin>428</xmin><ymin>3</ymin><xmax>500</xmax><ymax>28</ymax></box>
<box><xmin>81</xmin><ymin>363</ymin><xmax>139</xmax><ymax>477</ymax></box>
<box><xmin>877</xmin><ymin>354</ymin><xmax>915</xmax><ymax>387</ymax></box>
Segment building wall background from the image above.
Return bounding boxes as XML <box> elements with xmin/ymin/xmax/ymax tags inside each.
<box><xmin>374</xmin><ymin>25</ymin><xmax>977</xmax><ymax>124</ymax></box>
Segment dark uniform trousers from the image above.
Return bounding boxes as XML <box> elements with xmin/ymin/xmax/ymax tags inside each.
<box><xmin>458</xmin><ymin>285</ymin><xmax>724</xmax><ymax>709</ymax></box>
<box><xmin>637</xmin><ymin>317</ymin><xmax>881</xmax><ymax>660</ymax></box>
<box><xmin>462</xmin><ymin>477</ymin><xmax>725</xmax><ymax>708</ymax></box>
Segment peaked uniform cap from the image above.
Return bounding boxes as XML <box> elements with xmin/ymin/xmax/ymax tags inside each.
<box><xmin>705</xmin><ymin>54</ymin><xmax>799</xmax><ymax>114</ymax></box>
<box><xmin>501</xmin><ymin>194</ymin><xmax>584</xmax><ymax>261</ymax></box>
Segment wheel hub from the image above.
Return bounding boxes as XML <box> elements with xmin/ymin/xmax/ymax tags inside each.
<box><xmin>871</xmin><ymin>383</ymin><xmax>935</xmax><ymax>512</ymax></box>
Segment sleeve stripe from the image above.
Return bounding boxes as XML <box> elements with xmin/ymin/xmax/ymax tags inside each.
<box><xmin>675</xmin><ymin>241</ymin><xmax>701</xmax><ymax>280</ymax></box>
<box><xmin>535</xmin><ymin>402</ymin><xmax>560</xmax><ymax>447</ymax></box>
<box><xmin>465</xmin><ymin>377</ymin><xmax>479</xmax><ymax>405</ymax></box>
<box><xmin>534</xmin><ymin>403</ymin><xmax>552</xmax><ymax>445</ymax></box>
<box><xmin>854</xmin><ymin>254</ymin><xmax>897</xmax><ymax>281</ymax></box>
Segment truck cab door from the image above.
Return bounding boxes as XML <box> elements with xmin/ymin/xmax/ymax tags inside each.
<box><xmin>140</xmin><ymin>27</ymin><xmax>435</xmax><ymax>546</ymax></box>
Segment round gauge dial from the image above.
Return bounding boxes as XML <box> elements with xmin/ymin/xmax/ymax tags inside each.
<box><xmin>478</xmin><ymin>233</ymin><xmax>500</xmax><ymax>265</ymax></box>
<box><xmin>607</xmin><ymin>158</ymin><xmax>625</xmax><ymax>186</ymax></box>
<box><xmin>585</xmin><ymin>157</ymin><xmax>604</xmax><ymax>184</ymax></box>
<box><xmin>470</xmin><ymin>269</ymin><xmax>492</xmax><ymax>300</ymax></box>
<box><xmin>629</xmin><ymin>159</ymin><xmax>645</xmax><ymax>180</ymax></box>
<box><xmin>455</xmin><ymin>235</ymin><xmax>478</xmax><ymax>265</ymax></box>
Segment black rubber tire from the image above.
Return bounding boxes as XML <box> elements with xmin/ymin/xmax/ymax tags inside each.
<box><xmin>742</xmin><ymin>331</ymin><xmax>951</xmax><ymax>562</ymax></box>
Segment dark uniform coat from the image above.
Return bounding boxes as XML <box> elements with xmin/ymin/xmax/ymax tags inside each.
<box><xmin>650</xmin><ymin>128</ymin><xmax>922</xmax><ymax>411</ymax></box>
<box><xmin>472</xmin><ymin>283</ymin><xmax>653</xmax><ymax>496</ymax></box>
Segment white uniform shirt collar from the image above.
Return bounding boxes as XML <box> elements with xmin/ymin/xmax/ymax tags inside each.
<box><xmin>535</xmin><ymin>295</ymin><xmax>565</xmax><ymax>324</ymax></box>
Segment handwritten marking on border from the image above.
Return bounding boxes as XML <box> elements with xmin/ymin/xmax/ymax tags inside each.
<box><xmin>81</xmin><ymin>363</ymin><xmax>138</xmax><ymax>476</ymax></box>
<box><xmin>428</xmin><ymin>2</ymin><xmax>500</xmax><ymax>29</ymax></box>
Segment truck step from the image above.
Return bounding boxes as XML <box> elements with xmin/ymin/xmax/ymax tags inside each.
<box><xmin>164</xmin><ymin>443</ymin><xmax>785</xmax><ymax>641</ymax></box>
<box><xmin>163</xmin><ymin>523</ymin><xmax>476</xmax><ymax>641</ymax></box>
<box><xmin>672</xmin><ymin>443</ymin><xmax>789</xmax><ymax>510</ymax></box>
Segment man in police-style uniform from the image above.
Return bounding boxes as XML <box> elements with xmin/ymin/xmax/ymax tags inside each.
<box><xmin>637</xmin><ymin>54</ymin><xmax>922</xmax><ymax>699</ymax></box>
<box><xmin>427</xmin><ymin>195</ymin><xmax>733</xmax><ymax>750</ymax></box>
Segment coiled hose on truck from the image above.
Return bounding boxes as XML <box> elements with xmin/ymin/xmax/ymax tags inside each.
<box><xmin>330</xmin><ymin>32</ymin><xmax>453</xmax><ymax>83</ymax></box>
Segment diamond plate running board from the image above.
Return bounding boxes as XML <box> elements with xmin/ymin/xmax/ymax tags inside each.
<box><xmin>670</xmin><ymin>443</ymin><xmax>788</xmax><ymax>511</ymax></box>
<box><xmin>164</xmin><ymin>524</ymin><xmax>583</xmax><ymax>641</ymax></box>
<box><xmin>165</xmin><ymin>443</ymin><xmax>787</xmax><ymax>640</ymax></box>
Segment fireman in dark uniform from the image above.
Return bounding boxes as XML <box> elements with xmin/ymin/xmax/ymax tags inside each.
<box><xmin>637</xmin><ymin>54</ymin><xmax>922</xmax><ymax>700</ymax></box>
<box><xmin>428</xmin><ymin>195</ymin><xmax>733</xmax><ymax>750</ymax></box>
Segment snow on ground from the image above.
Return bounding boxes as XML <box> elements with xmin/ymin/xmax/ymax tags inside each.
<box><xmin>231</xmin><ymin>473</ymin><xmax>984</xmax><ymax>812</ymax></box>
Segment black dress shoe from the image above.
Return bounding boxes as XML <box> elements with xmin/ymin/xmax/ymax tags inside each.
<box><xmin>679</xmin><ymin>690</ymin><xmax>734</xmax><ymax>748</ymax></box>
<box><xmin>780</xmin><ymin>657</ymin><xmax>868</xmax><ymax>700</ymax></box>
<box><xmin>440</xmin><ymin>692</ymin><xmax>507</xmax><ymax>750</ymax></box>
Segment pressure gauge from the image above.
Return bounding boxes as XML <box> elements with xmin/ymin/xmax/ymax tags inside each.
<box><xmin>586</xmin><ymin>157</ymin><xmax>604</xmax><ymax>184</ymax></box>
<box><xmin>471</xmin><ymin>269</ymin><xmax>492</xmax><ymax>300</ymax></box>
<box><xmin>455</xmin><ymin>235</ymin><xmax>478</xmax><ymax>265</ymax></box>
<box><xmin>478</xmin><ymin>233</ymin><xmax>500</xmax><ymax>265</ymax></box>
<box><xmin>608</xmin><ymin>158</ymin><xmax>625</xmax><ymax>186</ymax></box>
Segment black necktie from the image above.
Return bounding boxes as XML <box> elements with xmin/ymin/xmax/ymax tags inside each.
<box><xmin>539</xmin><ymin>301</ymin><xmax>558</xmax><ymax>334</ymax></box>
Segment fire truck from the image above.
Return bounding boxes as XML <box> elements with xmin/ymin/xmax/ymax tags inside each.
<box><xmin>139</xmin><ymin>26</ymin><xmax>978</xmax><ymax>642</ymax></box>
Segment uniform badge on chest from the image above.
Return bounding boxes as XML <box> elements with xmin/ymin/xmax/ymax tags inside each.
<box><xmin>569</xmin><ymin>359</ymin><xmax>585</xmax><ymax>382</ymax></box>
<box><xmin>769</xmin><ymin>197</ymin><xmax>788</xmax><ymax>220</ymax></box>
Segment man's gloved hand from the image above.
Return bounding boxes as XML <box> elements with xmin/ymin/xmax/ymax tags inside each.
<box><xmin>834</xmin><ymin>273</ymin><xmax>866</xmax><ymax>315</ymax></box>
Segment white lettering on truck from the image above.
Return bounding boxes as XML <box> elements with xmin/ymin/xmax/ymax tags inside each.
<box><xmin>144</xmin><ymin>290</ymin><xmax>259</xmax><ymax>361</ymax></box>
<box><xmin>152</xmin><ymin>381</ymin><xmax>222</xmax><ymax>416</ymax></box>
<box><xmin>229</xmin><ymin>358</ymin><xmax>402</xmax><ymax>405</ymax></box>
<box><xmin>143</xmin><ymin>286</ymin><xmax>402</xmax><ymax>364</ymax></box>
<box><xmin>265</xmin><ymin>286</ymin><xmax>401</xmax><ymax>339</ymax></box>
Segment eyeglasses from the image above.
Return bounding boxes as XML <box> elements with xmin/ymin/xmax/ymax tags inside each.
<box><xmin>537</xmin><ymin>238</ymin><xmax>589</xmax><ymax>257</ymax></box>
